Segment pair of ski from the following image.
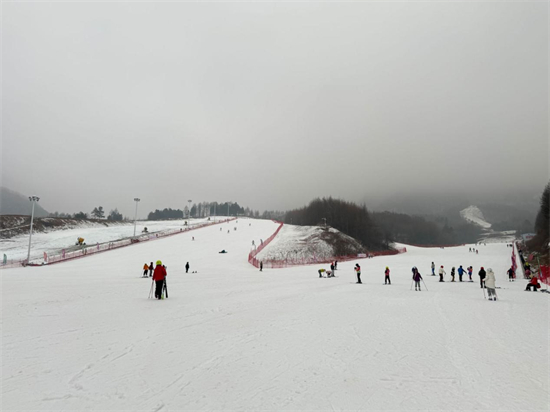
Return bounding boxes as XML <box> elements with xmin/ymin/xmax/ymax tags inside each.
<box><xmin>148</xmin><ymin>279</ymin><xmax>168</xmax><ymax>300</ymax></box>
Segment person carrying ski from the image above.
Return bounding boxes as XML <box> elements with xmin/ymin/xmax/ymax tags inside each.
<box><xmin>484</xmin><ymin>268</ymin><xmax>497</xmax><ymax>300</ymax></box>
<box><xmin>413</xmin><ymin>268</ymin><xmax>423</xmax><ymax>291</ymax></box>
<box><xmin>468</xmin><ymin>266</ymin><xmax>473</xmax><ymax>281</ymax></box>
<box><xmin>143</xmin><ymin>263</ymin><xmax>149</xmax><ymax>277</ymax></box>
<box><xmin>439</xmin><ymin>266</ymin><xmax>446</xmax><ymax>282</ymax></box>
<box><xmin>431</xmin><ymin>262</ymin><xmax>435</xmax><ymax>276</ymax></box>
<box><xmin>384</xmin><ymin>267</ymin><xmax>391</xmax><ymax>285</ymax></box>
<box><xmin>457</xmin><ymin>265</ymin><xmax>465</xmax><ymax>282</ymax></box>
<box><xmin>355</xmin><ymin>264</ymin><xmax>362</xmax><ymax>284</ymax></box>
<box><xmin>185</xmin><ymin>262</ymin><xmax>190</xmax><ymax>273</ymax></box>
<box><xmin>507</xmin><ymin>266</ymin><xmax>515</xmax><ymax>282</ymax></box>
<box><xmin>525</xmin><ymin>275</ymin><xmax>541</xmax><ymax>292</ymax></box>
<box><xmin>153</xmin><ymin>260</ymin><xmax>167</xmax><ymax>300</ymax></box>
<box><xmin>450</xmin><ymin>267</ymin><xmax>456</xmax><ymax>282</ymax></box>
<box><xmin>478</xmin><ymin>267</ymin><xmax>486</xmax><ymax>288</ymax></box>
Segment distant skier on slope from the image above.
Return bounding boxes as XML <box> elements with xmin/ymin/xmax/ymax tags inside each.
<box><xmin>355</xmin><ymin>264</ymin><xmax>362</xmax><ymax>284</ymax></box>
<box><xmin>412</xmin><ymin>268</ymin><xmax>423</xmax><ymax>291</ymax></box>
<box><xmin>431</xmin><ymin>262</ymin><xmax>435</xmax><ymax>276</ymax></box>
<box><xmin>484</xmin><ymin>268</ymin><xmax>497</xmax><ymax>300</ymax></box>
<box><xmin>467</xmin><ymin>266</ymin><xmax>473</xmax><ymax>281</ymax></box>
<box><xmin>450</xmin><ymin>267</ymin><xmax>456</xmax><ymax>282</ymax></box>
<box><xmin>439</xmin><ymin>266</ymin><xmax>446</xmax><ymax>282</ymax></box>
<box><xmin>384</xmin><ymin>267</ymin><xmax>391</xmax><ymax>285</ymax></box>
<box><xmin>185</xmin><ymin>262</ymin><xmax>190</xmax><ymax>273</ymax></box>
<box><xmin>478</xmin><ymin>267</ymin><xmax>486</xmax><ymax>288</ymax></box>
<box><xmin>153</xmin><ymin>260</ymin><xmax>167</xmax><ymax>300</ymax></box>
<box><xmin>143</xmin><ymin>263</ymin><xmax>149</xmax><ymax>278</ymax></box>
<box><xmin>507</xmin><ymin>266</ymin><xmax>515</xmax><ymax>282</ymax></box>
<box><xmin>457</xmin><ymin>265</ymin><xmax>466</xmax><ymax>282</ymax></box>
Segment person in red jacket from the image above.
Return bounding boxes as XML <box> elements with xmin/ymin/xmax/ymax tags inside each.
<box><xmin>153</xmin><ymin>260</ymin><xmax>167</xmax><ymax>299</ymax></box>
<box><xmin>525</xmin><ymin>275</ymin><xmax>541</xmax><ymax>292</ymax></box>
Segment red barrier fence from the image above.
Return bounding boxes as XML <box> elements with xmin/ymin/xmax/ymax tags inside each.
<box><xmin>1</xmin><ymin>218</ymin><xmax>236</xmax><ymax>269</ymax></box>
<box><xmin>540</xmin><ymin>265</ymin><xmax>549</xmax><ymax>286</ymax></box>
<box><xmin>248</xmin><ymin>222</ymin><xmax>407</xmax><ymax>269</ymax></box>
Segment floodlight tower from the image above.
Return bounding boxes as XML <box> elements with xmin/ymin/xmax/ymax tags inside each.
<box><xmin>26</xmin><ymin>196</ymin><xmax>40</xmax><ymax>264</ymax></box>
<box><xmin>133</xmin><ymin>198</ymin><xmax>140</xmax><ymax>237</ymax></box>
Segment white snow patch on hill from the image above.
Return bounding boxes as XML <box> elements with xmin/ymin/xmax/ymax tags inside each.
<box><xmin>460</xmin><ymin>205</ymin><xmax>492</xmax><ymax>229</ymax></box>
<box><xmin>255</xmin><ymin>225</ymin><xmax>362</xmax><ymax>263</ymax></box>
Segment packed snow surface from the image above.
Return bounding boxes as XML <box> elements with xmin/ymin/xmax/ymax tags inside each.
<box><xmin>0</xmin><ymin>218</ymin><xmax>218</xmax><ymax>262</ymax></box>
<box><xmin>460</xmin><ymin>205</ymin><xmax>492</xmax><ymax>229</ymax></box>
<box><xmin>2</xmin><ymin>218</ymin><xmax>548</xmax><ymax>411</ymax></box>
<box><xmin>255</xmin><ymin>224</ymin><xmax>361</xmax><ymax>263</ymax></box>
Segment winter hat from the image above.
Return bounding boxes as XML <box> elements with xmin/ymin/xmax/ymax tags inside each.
<box><xmin>487</xmin><ymin>268</ymin><xmax>494</xmax><ymax>273</ymax></box>
<box><xmin>441</xmin><ymin>265</ymin><xmax>444</xmax><ymax>268</ymax></box>
<box><xmin>156</xmin><ymin>260</ymin><xmax>162</xmax><ymax>266</ymax></box>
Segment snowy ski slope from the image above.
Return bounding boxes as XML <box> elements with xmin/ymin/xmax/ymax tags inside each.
<box><xmin>2</xmin><ymin>218</ymin><xmax>548</xmax><ymax>411</ymax></box>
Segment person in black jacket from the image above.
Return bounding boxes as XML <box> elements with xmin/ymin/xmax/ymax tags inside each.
<box><xmin>149</xmin><ymin>262</ymin><xmax>154</xmax><ymax>277</ymax></box>
<box><xmin>185</xmin><ymin>262</ymin><xmax>190</xmax><ymax>273</ymax></box>
<box><xmin>478</xmin><ymin>267</ymin><xmax>486</xmax><ymax>288</ymax></box>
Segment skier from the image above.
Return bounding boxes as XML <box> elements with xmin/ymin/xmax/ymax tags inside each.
<box><xmin>439</xmin><ymin>265</ymin><xmax>446</xmax><ymax>282</ymax></box>
<box><xmin>149</xmin><ymin>262</ymin><xmax>154</xmax><ymax>277</ymax></box>
<box><xmin>330</xmin><ymin>262</ymin><xmax>335</xmax><ymax>273</ymax></box>
<box><xmin>467</xmin><ymin>266</ymin><xmax>473</xmax><ymax>281</ymax></box>
<box><xmin>431</xmin><ymin>262</ymin><xmax>435</xmax><ymax>276</ymax></box>
<box><xmin>384</xmin><ymin>267</ymin><xmax>391</xmax><ymax>285</ymax></box>
<box><xmin>525</xmin><ymin>275</ymin><xmax>541</xmax><ymax>292</ymax></box>
<box><xmin>153</xmin><ymin>260</ymin><xmax>167</xmax><ymax>300</ymax></box>
<box><xmin>143</xmin><ymin>263</ymin><xmax>149</xmax><ymax>277</ymax></box>
<box><xmin>484</xmin><ymin>268</ymin><xmax>497</xmax><ymax>300</ymax></box>
<box><xmin>334</xmin><ymin>261</ymin><xmax>338</xmax><ymax>270</ymax></box>
<box><xmin>450</xmin><ymin>267</ymin><xmax>456</xmax><ymax>282</ymax></box>
<box><xmin>507</xmin><ymin>266</ymin><xmax>515</xmax><ymax>282</ymax></box>
<box><xmin>355</xmin><ymin>264</ymin><xmax>362</xmax><ymax>284</ymax></box>
<box><xmin>185</xmin><ymin>262</ymin><xmax>190</xmax><ymax>273</ymax></box>
<box><xmin>413</xmin><ymin>268</ymin><xmax>423</xmax><ymax>291</ymax></box>
<box><xmin>478</xmin><ymin>267</ymin><xmax>486</xmax><ymax>288</ymax></box>
<box><xmin>457</xmin><ymin>265</ymin><xmax>465</xmax><ymax>282</ymax></box>
<box><xmin>260</xmin><ymin>261</ymin><xmax>263</xmax><ymax>272</ymax></box>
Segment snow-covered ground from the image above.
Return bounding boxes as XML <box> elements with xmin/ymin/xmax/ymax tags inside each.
<box><xmin>255</xmin><ymin>225</ymin><xmax>362</xmax><ymax>263</ymax></box>
<box><xmin>0</xmin><ymin>217</ymin><xmax>222</xmax><ymax>262</ymax></box>
<box><xmin>460</xmin><ymin>205</ymin><xmax>492</xmax><ymax>229</ymax></box>
<box><xmin>2</xmin><ymin>218</ymin><xmax>548</xmax><ymax>411</ymax></box>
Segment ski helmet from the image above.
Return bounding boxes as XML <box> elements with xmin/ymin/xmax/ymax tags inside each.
<box><xmin>156</xmin><ymin>260</ymin><xmax>162</xmax><ymax>266</ymax></box>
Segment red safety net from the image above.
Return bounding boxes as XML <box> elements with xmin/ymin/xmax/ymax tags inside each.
<box><xmin>248</xmin><ymin>222</ymin><xmax>407</xmax><ymax>269</ymax></box>
<box><xmin>540</xmin><ymin>265</ymin><xmax>549</xmax><ymax>286</ymax></box>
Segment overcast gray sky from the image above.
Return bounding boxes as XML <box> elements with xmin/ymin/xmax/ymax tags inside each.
<box><xmin>2</xmin><ymin>1</ymin><xmax>548</xmax><ymax>218</ymax></box>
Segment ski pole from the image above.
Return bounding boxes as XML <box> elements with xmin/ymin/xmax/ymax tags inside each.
<box><xmin>164</xmin><ymin>279</ymin><xmax>168</xmax><ymax>299</ymax></box>
<box><xmin>421</xmin><ymin>279</ymin><xmax>428</xmax><ymax>291</ymax></box>
<box><xmin>410</xmin><ymin>279</ymin><xmax>414</xmax><ymax>290</ymax></box>
<box><xmin>148</xmin><ymin>280</ymin><xmax>154</xmax><ymax>299</ymax></box>
<box><xmin>482</xmin><ymin>283</ymin><xmax>486</xmax><ymax>299</ymax></box>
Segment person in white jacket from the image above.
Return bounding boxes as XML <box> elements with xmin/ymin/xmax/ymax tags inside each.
<box><xmin>484</xmin><ymin>268</ymin><xmax>497</xmax><ymax>300</ymax></box>
<box><xmin>439</xmin><ymin>266</ymin><xmax>446</xmax><ymax>282</ymax></box>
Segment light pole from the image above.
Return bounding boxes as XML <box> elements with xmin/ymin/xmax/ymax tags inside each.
<box><xmin>26</xmin><ymin>196</ymin><xmax>40</xmax><ymax>264</ymax></box>
<box><xmin>133</xmin><ymin>198</ymin><xmax>140</xmax><ymax>237</ymax></box>
<box><xmin>227</xmin><ymin>201</ymin><xmax>231</xmax><ymax>217</ymax></box>
<box><xmin>188</xmin><ymin>200</ymin><xmax>192</xmax><ymax>219</ymax></box>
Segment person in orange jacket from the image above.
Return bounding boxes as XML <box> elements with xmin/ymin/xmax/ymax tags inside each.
<box><xmin>143</xmin><ymin>263</ymin><xmax>149</xmax><ymax>278</ymax></box>
<box><xmin>153</xmin><ymin>260</ymin><xmax>167</xmax><ymax>299</ymax></box>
